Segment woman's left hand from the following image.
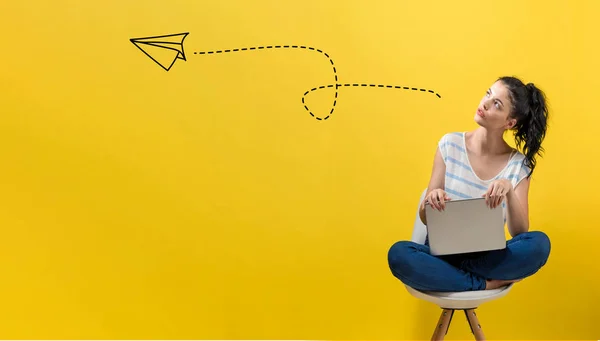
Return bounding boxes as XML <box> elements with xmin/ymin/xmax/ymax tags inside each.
<box><xmin>482</xmin><ymin>179</ymin><xmax>513</xmax><ymax>209</ymax></box>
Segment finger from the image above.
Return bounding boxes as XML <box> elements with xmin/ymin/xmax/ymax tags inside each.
<box><xmin>487</xmin><ymin>185</ymin><xmax>496</xmax><ymax>204</ymax></box>
<box><xmin>427</xmin><ymin>193</ymin><xmax>435</xmax><ymax>209</ymax></box>
<box><xmin>498</xmin><ymin>189</ymin><xmax>506</xmax><ymax>208</ymax></box>
<box><xmin>491</xmin><ymin>184</ymin><xmax>500</xmax><ymax>197</ymax></box>
<box><xmin>434</xmin><ymin>193</ymin><xmax>442</xmax><ymax>211</ymax></box>
<box><xmin>491</xmin><ymin>185</ymin><xmax>501</xmax><ymax>207</ymax></box>
<box><xmin>496</xmin><ymin>190</ymin><xmax>505</xmax><ymax>208</ymax></box>
<box><xmin>489</xmin><ymin>188</ymin><xmax>497</xmax><ymax>208</ymax></box>
<box><xmin>484</xmin><ymin>188</ymin><xmax>492</xmax><ymax>208</ymax></box>
<box><xmin>494</xmin><ymin>194</ymin><xmax>501</xmax><ymax>208</ymax></box>
<box><xmin>436</xmin><ymin>192</ymin><xmax>445</xmax><ymax>210</ymax></box>
<box><xmin>492</xmin><ymin>194</ymin><xmax>502</xmax><ymax>208</ymax></box>
<box><xmin>497</xmin><ymin>187</ymin><xmax>507</xmax><ymax>208</ymax></box>
<box><xmin>426</xmin><ymin>195</ymin><xmax>432</xmax><ymax>209</ymax></box>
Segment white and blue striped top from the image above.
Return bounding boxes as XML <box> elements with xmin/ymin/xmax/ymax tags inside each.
<box><xmin>439</xmin><ymin>132</ymin><xmax>531</xmax><ymax>223</ymax></box>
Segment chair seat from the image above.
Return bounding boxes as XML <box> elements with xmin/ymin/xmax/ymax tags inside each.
<box><xmin>404</xmin><ymin>283</ymin><xmax>514</xmax><ymax>309</ymax></box>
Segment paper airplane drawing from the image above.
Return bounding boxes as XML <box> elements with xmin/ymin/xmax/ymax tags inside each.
<box><xmin>130</xmin><ymin>32</ymin><xmax>189</xmax><ymax>71</ymax></box>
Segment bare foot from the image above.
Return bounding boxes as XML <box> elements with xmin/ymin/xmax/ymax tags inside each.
<box><xmin>485</xmin><ymin>278</ymin><xmax>522</xmax><ymax>290</ymax></box>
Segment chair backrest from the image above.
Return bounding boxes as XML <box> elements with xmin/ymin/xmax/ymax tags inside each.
<box><xmin>411</xmin><ymin>189</ymin><xmax>428</xmax><ymax>245</ymax></box>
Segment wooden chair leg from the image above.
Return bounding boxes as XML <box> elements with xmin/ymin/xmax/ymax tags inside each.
<box><xmin>430</xmin><ymin>309</ymin><xmax>454</xmax><ymax>341</ymax></box>
<box><xmin>464</xmin><ymin>308</ymin><xmax>485</xmax><ymax>340</ymax></box>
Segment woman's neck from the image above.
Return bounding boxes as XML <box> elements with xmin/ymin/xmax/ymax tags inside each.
<box><xmin>467</xmin><ymin>127</ymin><xmax>510</xmax><ymax>155</ymax></box>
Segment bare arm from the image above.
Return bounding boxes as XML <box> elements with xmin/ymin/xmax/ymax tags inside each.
<box><xmin>419</xmin><ymin>147</ymin><xmax>447</xmax><ymax>225</ymax></box>
<box><xmin>505</xmin><ymin>177</ymin><xmax>530</xmax><ymax>237</ymax></box>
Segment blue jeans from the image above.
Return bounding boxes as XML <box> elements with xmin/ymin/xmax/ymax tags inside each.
<box><xmin>387</xmin><ymin>231</ymin><xmax>551</xmax><ymax>292</ymax></box>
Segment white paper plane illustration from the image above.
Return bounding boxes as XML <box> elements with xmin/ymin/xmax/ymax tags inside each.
<box><xmin>130</xmin><ymin>32</ymin><xmax>189</xmax><ymax>71</ymax></box>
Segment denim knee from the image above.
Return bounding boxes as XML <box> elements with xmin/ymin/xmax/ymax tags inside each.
<box><xmin>387</xmin><ymin>241</ymin><xmax>419</xmax><ymax>276</ymax></box>
<box><xmin>527</xmin><ymin>230</ymin><xmax>551</xmax><ymax>265</ymax></box>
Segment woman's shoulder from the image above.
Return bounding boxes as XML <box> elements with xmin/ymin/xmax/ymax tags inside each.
<box><xmin>438</xmin><ymin>131</ymin><xmax>464</xmax><ymax>144</ymax></box>
<box><xmin>507</xmin><ymin>149</ymin><xmax>530</xmax><ymax>171</ymax></box>
<box><xmin>510</xmin><ymin>148</ymin><xmax>526</xmax><ymax>162</ymax></box>
<box><xmin>505</xmin><ymin>149</ymin><xmax>532</xmax><ymax>184</ymax></box>
<box><xmin>437</xmin><ymin>132</ymin><xmax>466</xmax><ymax>160</ymax></box>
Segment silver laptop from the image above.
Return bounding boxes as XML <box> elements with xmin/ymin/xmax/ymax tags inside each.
<box><xmin>425</xmin><ymin>197</ymin><xmax>506</xmax><ymax>256</ymax></box>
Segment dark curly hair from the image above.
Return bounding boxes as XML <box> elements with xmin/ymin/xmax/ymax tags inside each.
<box><xmin>497</xmin><ymin>76</ymin><xmax>549</xmax><ymax>178</ymax></box>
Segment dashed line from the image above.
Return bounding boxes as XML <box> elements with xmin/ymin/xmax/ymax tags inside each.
<box><xmin>301</xmin><ymin>84</ymin><xmax>441</xmax><ymax>120</ymax></box>
<box><xmin>194</xmin><ymin>45</ymin><xmax>441</xmax><ymax>120</ymax></box>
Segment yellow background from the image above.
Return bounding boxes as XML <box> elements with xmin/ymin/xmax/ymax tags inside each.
<box><xmin>1</xmin><ymin>0</ymin><xmax>598</xmax><ymax>339</ymax></box>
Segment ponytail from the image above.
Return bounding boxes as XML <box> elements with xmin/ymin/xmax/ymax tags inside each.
<box><xmin>497</xmin><ymin>77</ymin><xmax>550</xmax><ymax>177</ymax></box>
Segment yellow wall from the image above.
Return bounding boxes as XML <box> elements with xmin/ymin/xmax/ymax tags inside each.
<box><xmin>1</xmin><ymin>0</ymin><xmax>598</xmax><ymax>339</ymax></box>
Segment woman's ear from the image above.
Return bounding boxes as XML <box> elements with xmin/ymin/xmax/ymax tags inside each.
<box><xmin>506</xmin><ymin>118</ymin><xmax>517</xmax><ymax>129</ymax></box>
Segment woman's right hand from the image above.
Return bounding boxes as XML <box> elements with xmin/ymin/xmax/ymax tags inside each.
<box><xmin>424</xmin><ymin>188</ymin><xmax>451</xmax><ymax>211</ymax></box>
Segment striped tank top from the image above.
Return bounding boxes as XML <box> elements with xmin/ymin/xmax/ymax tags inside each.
<box><xmin>438</xmin><ymin>132</ymin><xmax>531</xmax><ymax>223</ymax></box>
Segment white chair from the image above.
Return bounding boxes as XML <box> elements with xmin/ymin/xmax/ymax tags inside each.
<box><xmin>404</xmin><ymin>189</ymin><xmax>513</xmax><ymax>340</ymax></box>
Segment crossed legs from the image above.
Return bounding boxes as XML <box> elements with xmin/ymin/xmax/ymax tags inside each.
<box><xmin>388</xmin><ymin>231</ymin><xmax>551</xmax><ymax>292</ymax></box>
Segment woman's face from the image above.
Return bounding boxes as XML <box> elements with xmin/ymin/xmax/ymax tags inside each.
<box><xmin>474</xmin><ymin>81</ymin><xmax>516</xmax><ymax>130</ymax></box>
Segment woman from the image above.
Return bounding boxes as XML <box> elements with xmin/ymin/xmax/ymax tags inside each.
<box><xmin>388</xmin><ymin>76</ymin><xmax>551</xmax><ymax>292</ymax></box>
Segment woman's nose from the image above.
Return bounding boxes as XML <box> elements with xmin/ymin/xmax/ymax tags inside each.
<box><xmin>483</xmin><ymin>99</ymin><xmax>492</xmax><ymax>110</ymax></box>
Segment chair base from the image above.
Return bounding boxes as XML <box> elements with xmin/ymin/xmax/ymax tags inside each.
<box><xmin>405</xmin><ymin>284</ymin><xmax>513</xmax><ymax>310</ymax></box>
<box><xmin>431</xmin><ymin>308</ymin><xmax>485</xmax><ymax>341</ymax></box>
